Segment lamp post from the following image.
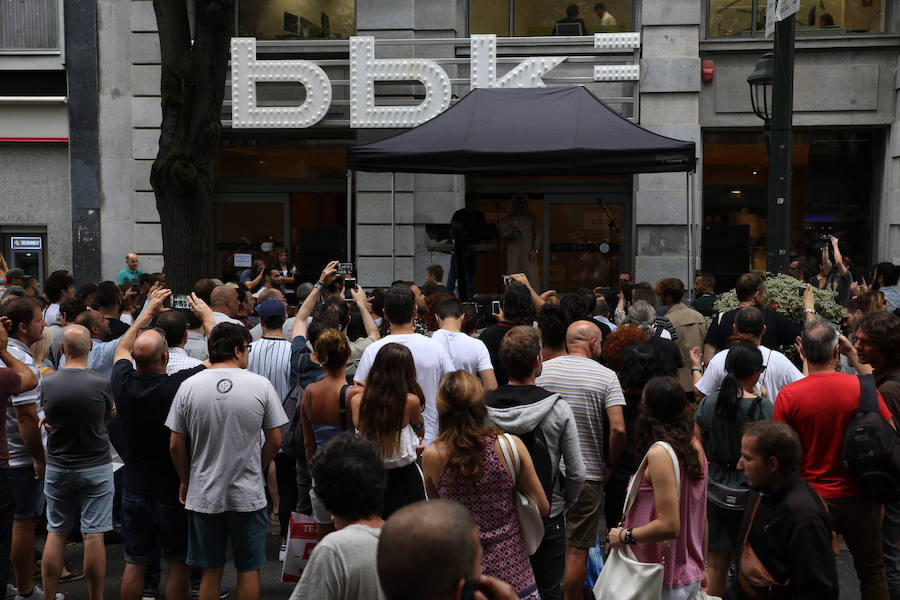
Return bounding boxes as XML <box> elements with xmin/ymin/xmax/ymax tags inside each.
<box><xmin>747</xmin><ymin>15</ymin><xmax>795</xmax><ymax>275</ymax></box>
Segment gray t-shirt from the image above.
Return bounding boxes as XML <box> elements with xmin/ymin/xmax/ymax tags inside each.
<box><xmin>165</xmin><ymin>368</ymin><xmax>288</xmax><ymax>513</ymax></box>
<box><xmin>41</xmin><ymin>368</ymin><xmax>113</xmax><ymax>469</ymax></box>
<box><xmin>289</xmin><ymin>524</ymin><xmax>385</xmax><ymax>600</ymax></box>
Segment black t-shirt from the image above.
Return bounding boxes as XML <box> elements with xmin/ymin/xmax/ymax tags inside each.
<box><xmin>704</xmin><ymin>307</ymin><xmax>800</xmax><ymax>352</ymax></box>
<box><xmin>111</xmin><ymin>359</ymin><xmax>205</xmax><ymax>497</ymax></box>
<box><xmin>105</xmin><ymin>317</ymin><xmax>130</xmax><ymax>341</ymax></box>
<box><xmin>480</xmin><ymin>321</ymin><xmax>515</xmax><ymax>386</ymax></box>
<box><xmin>41</xmin><ymin>368</ymin><xmax>113</xmax><ymax>469</ymax></box>
<box><xmin>643</xmin><ymin>337</ymin><xmax>683</xmax><ymax>377</ymax></box>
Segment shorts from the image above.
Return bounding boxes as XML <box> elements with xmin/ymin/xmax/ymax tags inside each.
<box><xmin>566</xmin><ymin>480</ymin><xmax>605</xmax><ymax>548</ymax></box>
<box><xmin>309</xmin><ymin>479</ymin><xmax>332</xmax><ymax>525</ymax></box>
<box><xmin>44</xmin><ymin>463</ymin><xmax>114</xmax><ymax>533</ymax></box>
<box><xmin>707</xmin><ymin>502</ymin><xmax>744</xmax><ymax>552</ymax></box>
<box><xmin>187</xmin><ymin>508</ymin><xmax>267</xmax><ymax>572</ymax></box>
<box><xmin>11</xmin><ymin>464</ymin><xmax>45</xmax><ymax>520</ymax></box>
<box><xmin>122</xmin><ymin>489</ymin><xmax>188</xmax><ymax>564</ymax></box>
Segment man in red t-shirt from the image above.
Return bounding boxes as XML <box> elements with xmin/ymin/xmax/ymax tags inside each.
<box><xmin>774</xmin><ymin>318</ymin><xmax>893</xmax><ymax>600</ymax></box>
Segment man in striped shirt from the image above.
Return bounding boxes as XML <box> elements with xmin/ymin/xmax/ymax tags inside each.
<box><xmin>247</xmin><ymin>299</ymin><xmax>292</xmax><ymax>401</ymax></box>
<box><xmin>535</xmin><ymin>320</ymin><xmax>626</xmax><ymax>600</ymax></box>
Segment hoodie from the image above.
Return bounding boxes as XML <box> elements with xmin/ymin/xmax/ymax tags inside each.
<box><xmin>486</xmin><ymin>385</ymin><xmax>585</xmax><ymax>518</ymax></box>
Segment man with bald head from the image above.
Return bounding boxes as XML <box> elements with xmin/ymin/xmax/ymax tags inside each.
<box><xmin>41</xmin><ymin>323</ymin><xmax>116</xmax><ymax>600</ymax></box>
<box><xmin>111</xmin><ymin>287</ymin><xmax>212</xmax><ymax>600</ymax></box>
<box><xmin>377</xmin><ymin>499</ymin><xmax>518</xmax><ymax>600</ymax></box>
<box><xmin>209</xmin><ymin>285</ymin><xmax>243</xmax><ymax>326</ymax></box>
<box><xmin>536</xmin><ymin>319</ymin><xmax>626</xmax><ymax>600</ymax></box>
<box><xmin>116</xmin><ymin>252</ymin><xmax>145</xmax><ymax>286</ymax></box>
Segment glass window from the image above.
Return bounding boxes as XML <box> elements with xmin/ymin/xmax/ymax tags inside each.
<box><xmin>702</xmin><ymin>130</ymin><xmax>878</xmax><ymax>286</ymax></box>
<box><xmin>708</xmin><ymin>0</ymin><xmax>885</xmax><ymax>37</ymax></box>
<box><xmin>238</xmin><ymin>0</ymin><xmax>355</xmax><ymax>39</ymax></box>
<box><xmin>471</xmin><ymin>0</ymin><xmax>632</xmax><ymax>36</ymax></box>
<box><xmin>0</xmin><ymin>0</ymin><xmax>59</xmax><ymax>51</ymax></box>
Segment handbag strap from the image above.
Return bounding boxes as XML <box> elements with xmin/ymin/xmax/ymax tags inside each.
<box><xmin>338</xmin><ymin>384</ymin><xmax>351</xmax><ymax>431</ymax></box>
<box><xmin>497</xmin><ymin>433</ymin><xmax>521</xmax><ymax>481</ymax></box>
<box><xmin>742</xmin><ymin>496</ymin><xmax>762</xmax><ymax>548</ymax></box>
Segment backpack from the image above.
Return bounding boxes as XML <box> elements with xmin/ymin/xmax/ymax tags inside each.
<box><xmin>842</xmin><ymin>374</ymin><xmax>900</xmax><ymax>503</ymax></box>
<box><xmin>282</xmin><ymin>383</ymin><xmax>351</xmax><ymax>460</ymax></box>
<box><xmin>516</xmin><ymin>422</ymin><xmax>555</xmax><ymax>506</ymax></box>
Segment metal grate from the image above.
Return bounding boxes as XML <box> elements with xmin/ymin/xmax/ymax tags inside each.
<box><xmin>0</xmin><ymin>0</ymin><xmax>59</xmax><ymax>50</ymax></box>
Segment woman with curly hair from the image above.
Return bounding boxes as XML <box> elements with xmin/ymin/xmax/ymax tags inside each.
<box><xmin>422</xmin><ymin>371</ymin><xmax>548</xmax><ymax>599</ymax></box>
<box><xmin>607</xmin><ymin>376</ymin><xmax>708</xmax><ymax>600</ymax></box>
<box><xmin>600</xmin><ymin>324</ymin><xmax>646</xmax><ymax>371</ymax></box>
<box><xmin>349</xmin><ymin>343</ymin><xmax>426</xmax><ymax>518</ymax></box>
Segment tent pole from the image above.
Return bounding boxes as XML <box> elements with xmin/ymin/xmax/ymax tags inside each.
<box><xmin>346</xmin><ymin>170</ymin><xmax>352</xmax><ymax>263</ymax></box>
<box><xmin>391</xmin><ymin>173</ymin><xmax>396</xmax><ymax>281</ymax></box>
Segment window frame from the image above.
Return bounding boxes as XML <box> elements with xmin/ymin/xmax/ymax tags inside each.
<box><xmin>234</xmin><ymin>0</ymin><xmax>358</xmax><ymax>39</ymax></box>
<box><xmin>0</xmin><ymin>0</ymin><xmax>65</xmax><ymax>71</ymax></box>
<box><xmin>466</xmin><ymin>0</ymin><xmax>637</xmax><ymax>37</ymax></box>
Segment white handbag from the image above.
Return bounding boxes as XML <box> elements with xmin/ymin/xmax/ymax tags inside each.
<box><xmin>497</xmin><ymin>432</ymin><xmax>545</xmax><ymax>555</ymax></box>
<box><xmin>593</xmin><ymin>441</ymin><xmax>681</xmax><ymax>600</ymax></box>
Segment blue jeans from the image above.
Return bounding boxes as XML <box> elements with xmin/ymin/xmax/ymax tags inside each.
<box><xmin>530</xmin><ymin>513</ymin><xmax>565</xmax><ymax>600</ymax></box>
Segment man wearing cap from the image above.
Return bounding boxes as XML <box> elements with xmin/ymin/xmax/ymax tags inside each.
<box><xmin>116</xmin><ymin>253</ymin><xmax>144</xmax><ymax>286</ymax></box>
<box><xmin>247</xmin><ymin>298</ymin><xmax>292</xmax><ymax>401</ymax></box>
<box><xmin>5</xmin><ymin>269</ymin><xmax>38</xmax><ymax>297</ymax></box>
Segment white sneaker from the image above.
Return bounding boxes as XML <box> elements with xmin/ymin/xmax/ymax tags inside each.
<box><xmin>279</xmin><ymin>544</ymin><xmax>287</xmax><ymax>561</ymax></box>
<box><xmin>6</xmin><ymin>584</ymin><xmax>17</xmax><ymax>600</ymax></box>
<box><xmin>14</xmin><ymin>585</ymin><xmax>65</xmax><ymax>600</ymax></box>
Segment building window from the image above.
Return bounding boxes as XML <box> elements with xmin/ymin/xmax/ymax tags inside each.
<box><xmin>238</xmin><ymin>0</ymin><xmax>355</xmax><ymax>39</ymax></box>
<box><xmin>0</xmin><ymin>0</ymin><xmax>59</xmax><ymax>51</ymax></box>
<box><xmin>708</xmin><ymin>0</ymin><xmax>886</xmax><ymax>38</ymax></box>
<box><xmin>702</xmin><ymin>130</ymin><xmax>879</xmax><ymax>286</ymax></box>
<box><xmin>470</xmin><ymin>0</ymin><xmax>633</xmax><ymax>36</ymax></box>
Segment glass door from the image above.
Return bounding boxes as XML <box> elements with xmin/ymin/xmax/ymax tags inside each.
<box><xmin>543</xmin><ymin>196</ymin><xmax>629</xmax><ymax>293</ymax></box>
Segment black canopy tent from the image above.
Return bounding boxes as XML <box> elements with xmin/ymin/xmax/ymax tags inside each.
<box><xmin>345</xmin><ymin>86</ymin><xmax>698</xmax><ymax>283</ymax></box>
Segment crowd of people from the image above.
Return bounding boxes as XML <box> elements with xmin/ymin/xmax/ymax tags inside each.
<box><xmin>0</xmin><ymin>243</ymin><xmax>899</xmax><ymax>600</ymax></box>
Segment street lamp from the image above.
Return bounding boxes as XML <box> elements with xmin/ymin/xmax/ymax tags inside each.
<box><xmin>747</xmin><ymin>53</ymin><xmax>774</xmax><ymax>125</ymax></box>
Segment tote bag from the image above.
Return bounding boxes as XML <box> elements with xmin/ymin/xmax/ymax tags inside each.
<box><xmin>497</xmin><ymin>432</ymin><xmax>545</xmax><ymax>555</ymax></box>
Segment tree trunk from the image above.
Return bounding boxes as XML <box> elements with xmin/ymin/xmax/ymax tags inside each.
<box><xmin>151</xmin><ymin>0</ymin><xmax>234</xmax><ymax>293</ymax></box>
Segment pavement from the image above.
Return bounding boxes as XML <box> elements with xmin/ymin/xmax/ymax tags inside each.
<box><xmin>5</xmin><ymin>527</ymin><xmax>868</xmax><ymax>599</ymax></box>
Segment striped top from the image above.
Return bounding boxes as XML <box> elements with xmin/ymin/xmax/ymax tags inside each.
<box><xmin>247</xmin><ymin>337</ymin><xmax>292</xmax><ymax>401</ymax></box>
<box><xmin>536</xmin><ymin>355</ymin><xmax>625</xmax><ymax>481</ymax></box>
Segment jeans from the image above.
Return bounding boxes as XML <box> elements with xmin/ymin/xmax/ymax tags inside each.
<box><xmin>883</xmin><ymin>500</ymin><xmax>900</xmax><ymax>600</ymax></box>
<box><xmin>827</xmin><ymin>496</ymin><xmax>889</xmax><ymax>600</ymax></box>
<box><xmin>529</xmin><ymin>513</ymin><xmax>565</xmax><ymax>600</ymax></box>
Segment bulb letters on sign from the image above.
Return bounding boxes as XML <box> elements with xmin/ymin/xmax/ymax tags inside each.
<box><xmin>231</xmin><ymin>33</ymin><xmax>641</xmax><ymax>129</ymax></box>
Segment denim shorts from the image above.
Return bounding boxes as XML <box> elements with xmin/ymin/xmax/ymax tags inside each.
<box><xmin>11</xmin><ymin>465</ymin><xmax>45</xmax><ymax>520</ymax></box>
<box><xmin>44</xmin><ymin>463</ymin><xmax>114</xmax><ymax>533</ymax></box>
<box><xmin>122</xmin><ymin>489</ymin><xmax>188</xmax><ymax>564</ymax></box>
<box><xmin>187</xmin><ymin>509</ymin><xmax>267</xmax><ymax>572</ymax></box>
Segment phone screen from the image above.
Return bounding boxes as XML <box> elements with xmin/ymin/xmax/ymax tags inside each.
<box><xmin>491</xmin><ymin>300</ymin><xmax>501</xmax><ymax>314</ymax></box>
<box><xmin>344</xmin><ymin>277</ymin><xmax>356</xmax><ymax>299</ymax></box>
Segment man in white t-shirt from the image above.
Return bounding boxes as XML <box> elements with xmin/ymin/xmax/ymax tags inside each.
<box><xmin>692</xmin><ymin>306</ymin><xmax>803</xmax><ymax>404</ymax></box>
<box><xmin>431</xmin><ymin>296</ymin><xmax>496</xmax><ymax>391</ymax></box>
<box><xmin>165</xmin><ymin>322</ymin><xmax>287</xmax><ymax>600</ymax></box>
<box><xmin>354</xmin><ymin>285</ymin><xmax>454</xmax><ymax>446</ymax></box>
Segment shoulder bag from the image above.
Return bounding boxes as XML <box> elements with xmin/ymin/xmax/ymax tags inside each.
<box><xmin>737</xmin><ymin>497</ymin><xmax>790</xmax><ymax>599</ymax></box>
<box><xmin>497</xmin><ymin>433</ymin><xmax>545</xmax><ymax>555</ymax></box>
<box><xmin>593</xmin><ymin>441</ymin><xmax>681</xmax><ymax>600</ymax></box>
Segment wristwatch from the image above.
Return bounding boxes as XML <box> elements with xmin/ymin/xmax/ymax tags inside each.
<box><xmin>314</xmin><ymin>281</ymin><xmax>324</xmax><ymax>290</ymax></box>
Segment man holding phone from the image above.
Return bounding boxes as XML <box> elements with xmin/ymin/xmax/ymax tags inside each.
<box><xmin>116</xmin><ymin>253</ymin><xmax>144</xmax><ymax>286</ymax></box>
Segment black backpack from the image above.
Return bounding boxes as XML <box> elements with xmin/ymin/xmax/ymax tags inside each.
<box><xmin>842</xmin><ymin>374</ymin><xmax>900</xmax><ymax>503</ymax></box>
<box><xmin>282</xmin><ymin>383</ymin><xmax>351</xmax><ymax>460</ymax></box>
<box><xmin>517</xmin><ymin>424</ymin><xmax>555</xmax><ymax>506</ymax></box>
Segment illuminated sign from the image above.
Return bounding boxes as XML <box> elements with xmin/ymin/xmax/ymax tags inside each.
<box><xmin>231</xmin><ymin>33</ymin><xmax>641</xmax><ymax>129</ymax></box>
<box><xmin>11</xmin><ymin>237</ymin><xmax>41</xmax><ymax>250</ymax></box>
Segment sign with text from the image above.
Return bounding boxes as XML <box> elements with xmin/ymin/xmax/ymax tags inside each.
<box><xmin>11</xmin><ymin>237</ymin><xmax>41</xmax><ymax>250</ymax></box>
<box><xmin>231</xmin><ymin>33</ymin><xmax>641</xmax><ymax>129</ymax></box>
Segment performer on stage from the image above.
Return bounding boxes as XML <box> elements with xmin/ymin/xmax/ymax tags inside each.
<box><xmin>501</xmin><ymin>195</ymin><xmax>541</xmax><ymax>292</ymax></box>
<box><xmin>448</xmin><ymin>194</ymin><xmax>487</xmax><ymax>300</ymax></box>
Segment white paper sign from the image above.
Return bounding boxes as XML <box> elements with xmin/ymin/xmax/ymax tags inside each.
<box><xmin>234</xmin><ymin>253</ymin><xmax>252</xmax><ymax>268</ymax></box>
<box><xmin>776</xmin><ymin>0</ymin><xmax>801</xmax><ymax>21</ymax></box>
<box><xmin>765</xmin><ymin>0</ymin><xmax>778</xmax><ymax>37</ymax></box>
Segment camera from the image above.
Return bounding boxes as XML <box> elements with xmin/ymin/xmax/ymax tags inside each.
<box><xmin>502</xmin><ymin>275</ymin><xmax>513</xmax><ymax>286</ymax></box>
<box><xmin>337</xmin><ymin>262</ymin><xmax>354</xmax><ymax>276</ymax></box>
<box><xmin>171</xmin><ymin>294</ymin><xmax>191</xmax><ymax>310</ymax></box>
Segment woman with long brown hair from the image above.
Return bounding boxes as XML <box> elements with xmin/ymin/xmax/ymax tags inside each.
<box><xmin>422</xmin><ymin>370</ymin><xmax>548</xmax><ymax>600</ymax></box>
<box><xmin>607</xmin><ymin>376</ymin><xmax>708</xmax><ymax>600</ymax></box>
<box><xmin>349</xmin><ymin>343</ymin><xmax>425</xmax><ymax>517</ymax></box>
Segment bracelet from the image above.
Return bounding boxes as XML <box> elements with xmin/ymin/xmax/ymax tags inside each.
<box><xmin>804</xmin><ymin>308</ymin><xmax>815</xmax><ymax>313</ymax></box>
<box><xmin>618</xmin><ymin>529</ymin><xmax>625</xmax><ymax>543</ymax></box>
<box><xmin>624</xmin><ymin>528</ymin><xmax>637</xmax><ymax>545</ymax></box>
<box><xmin>691</xmin><ymin>367</ymin><xmax>702</xmax><ymax>374</ymax></box>
<box><xmin>314</xmin><ymin>282</ymin><xmax>324</xmax><ymax>290</ymax></box>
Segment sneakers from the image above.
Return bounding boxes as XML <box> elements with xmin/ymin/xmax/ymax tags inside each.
<box><xmin>6</xmin><ymin>585</ymin><xmax>16</xmax><ymax>600</ymax></box>
<box><xmin>189</xmin><ymin>586</ymin><xmax>229</xmax><ymax>600</ymax></box>
<box><xmin>13</xmin><ymin>585</ymin><xmax>65</xmax><ymax>600</ymax></box>
<box><xmin>279</xmin><ymin>544</ymin><xmax>287</xmax><ymax>561</ymax></box>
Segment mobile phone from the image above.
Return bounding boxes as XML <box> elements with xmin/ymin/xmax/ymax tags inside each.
<box><xmin>131</xmin><ymin>278</ymin><xmax>140</xmax><ymax>293</ymax></box>
<box><xmin>798</xmin><ymin>284</ymin><xmax>808</xmax><ymax>297</ymax></box>
<box><xmin>502</xmin><ymin>274</ymin><xmax>513</xmax><ymax>286</ymax></box>
<box><xmin>337</xmin><ymin>262</ymin><xmax>354</xmax><ymax>276</ymax></box>
<box><xmin>491</xmin><ymin>300</ymin><xmax>501</xmax><ymax>314</ymax></box>
<box><xmin>462</xmin><ymin>301</ymin><xmax>478</xmax><ymax>315</ymax></box>
<box><xmin>344</xmin><ymin>277</ymin><xmax>356</xmax><ymax>299</ymax></box>
<box><xmin>461</xmin><ymin>576</ymin><xmax>494</xmax><ymax>600</ymax></box>
<box><xmin>171</xmin><ymin>294</ymin><xmax>191</xmax><ymax>310</ymax></box>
